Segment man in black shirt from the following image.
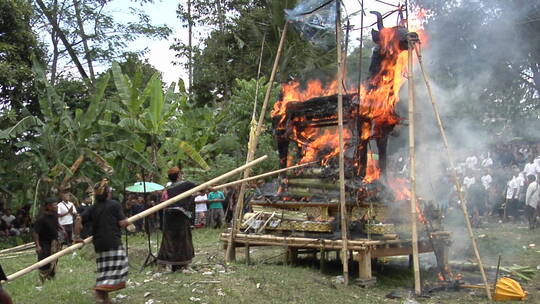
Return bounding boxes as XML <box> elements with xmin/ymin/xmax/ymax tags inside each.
<box><xmin>75</xmin><ymin>179</ymin><xmax>134</xmax><ymax>304</ymax></box>
<box><xmin>157</xmin><ymin>166</ymin><xmax>196</xmax><ymax>271</ymax></box>
<box><xmin>32</xmin><ymin>198</ymin><xmax>61</xmax><ymax>283</ymax></box>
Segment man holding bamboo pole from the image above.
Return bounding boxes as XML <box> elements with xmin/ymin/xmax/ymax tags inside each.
<box><xmin>74</xmin><ymin>179</ymin><xmax>134</xmax><ymax>304</ymax></box>
<box><xmin>6</xmin><ymin>156</ymin><xmax>267</xmax><ymax>285</ymax></box>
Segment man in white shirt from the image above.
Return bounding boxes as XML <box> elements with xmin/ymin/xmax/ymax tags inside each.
<box><xmin>465</xmin><ymin>154</ymin><xmax>478</xmax><ymax>170</ymax></box>
<box><xmin>481</xmin><ymin>153</ymin><xmax>493</xmax><ymax>168</ymax></box>
<box><xmin>480</xmin><ymin>169</ymin><xmax>493</xmax><ymax>213</ymax></box>
<box><xmin>525</xmin><ymin>174</ymin><xmax>540</xmax><ymax>229</ymax></box>
<box><xmin>463</xmin><ymin>171</ymin><xmax>476</xmax><ymax>189</ymax></box>
<box><xmin>194</xmin><ymin>190</ymin><xmax>208</xmax><ymax>228</ymax></box>
<box><xmin>481</xmin><ymin>170</ymin><xmax>492</xmax><ymax>190</ymax></box>
<box><xmin>516</xmin><ymin>171</ymin><xmax>526</xmax><ymax>203</ymax></box>
<box><xmin>505</xmin><ymin>168</ymin><xmax>521</xmax><ymax>221</ymax></box>
<box><xmin>1</xmin><ymin>209</ymin><xmax>15</xmax><ymax>227</ymax></box>
<box><xmin>535</xmin><ymin>156</ymin><xmax>540</xmax><ymax>174</ymax></box>
<box><xmin>523</xmin><ymin>157</ymin><xmax>536</xmax><ymax>178</ymax></box>
<box><xmin>57</xmin><ymin>193</ymin><xmax>77</xmax><ymax>245</ymax></box>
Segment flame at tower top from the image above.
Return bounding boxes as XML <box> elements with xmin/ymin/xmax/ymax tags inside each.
<box><xmin>272</xmin><ymin>9</ymin><xmax>423</xmax><ymax>186</ymax></box>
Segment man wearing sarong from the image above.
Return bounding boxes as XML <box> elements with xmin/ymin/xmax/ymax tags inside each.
<box><xmin>75</xmin><ymin>179</ymin><xmax>133</xmax><ymax>304</ymax></box>
<box><xmin>157</xmin><ymin>166</ymin><xmax>196</xmax><ymax>272</ymax></box>
<box><xmin>32</xmin><ymin>198</ymin><xmax>61</xmax><ymax>283</ymax></box>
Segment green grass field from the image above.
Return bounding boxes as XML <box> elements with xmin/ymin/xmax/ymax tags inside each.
<box><xmin>1</xmin><ymin>222</ymin><xmax>539</xmax><ymax>304</ymax></box>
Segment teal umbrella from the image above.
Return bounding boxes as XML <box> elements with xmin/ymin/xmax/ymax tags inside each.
<box><xmin>125</xmin><ymin>182</ymin><xmax>164</xmax><ymax>193</ymax></box>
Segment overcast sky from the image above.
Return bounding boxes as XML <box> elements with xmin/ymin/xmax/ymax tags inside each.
<box><xmin>109</xmin><ymin>0</ymin><xmax>395</xmax><ymax>84</ymax></box>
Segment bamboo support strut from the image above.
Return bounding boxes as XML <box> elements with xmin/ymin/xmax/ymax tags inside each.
<box><xmin>212</xmin><ymin>161</ymin><xmax>316</xmax><ymax>190</ymax></box>
<box><xmin>226</xmin><ymin>21</ymin><xmax>288</xmax><ymax>262</ymax></box>
<box><xmin>220</xmin><ymin>233</ymin><xmax>445</xmax><ymax>251</ymax></box>
<box><xmin>407</xmin><ymin>38</ymin><xmax>421</xmax><ymax>295</ymax></box>
<box><xmin>5</xmin><ymin>155</ymin><xmax>268</xmax><ymax>282</ymax></box>
<box><xmin>336</xmin><ymin>0</ymin><xmax>349</xmax><ymax>285</ymax></box>
<box><xmin>222</xmin><ymin>232</ymin><xmax>448</xmax><ymax>246</ymax></box>
<box><xmin>0</xmin><ymin>242</ymin><xmax>35</xmax><ymax>254</ymax></box>
<box><xmin>414</xmin><ymin>46</ymin><xmax>492</xmax><ymax>300</ymax></box>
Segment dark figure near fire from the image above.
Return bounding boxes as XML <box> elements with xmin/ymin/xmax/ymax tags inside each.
<box><xmin>157</xmin><ymin>166</ymin><xmax>196</xmax><ymax>272</ymax></box>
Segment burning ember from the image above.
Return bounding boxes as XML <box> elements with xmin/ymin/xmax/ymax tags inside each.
<box><xmin>387</xmin><ymin>177</ymin><xmax>411</xmax><ymax>201</ymax></box>
<box><xmin>300</xmin><ymin>128</ymin><xmax>352</xmax><ymax>165</ymax></box>
<box><xmin>364</xmin><ymin>152</ymin><xmax>380</xmax><ymax>183</ymax></box>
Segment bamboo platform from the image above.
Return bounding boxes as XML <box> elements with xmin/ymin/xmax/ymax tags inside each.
<box><xmin>220</xmin><ymin>231</ymin><xmax>451</xmax><ymax>283</ymax></box>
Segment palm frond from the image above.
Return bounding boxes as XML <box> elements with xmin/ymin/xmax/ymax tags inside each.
<box><xmin>0</xmin><ymin>116</ymin><xmax>43</xmax><ymax>139</ymax></box>
<box><xmin>179</xmin><ymin>141</ymin><xmax>210</xmax><ymax>171</ymax></box>
<box><xmin>112</xmin><ymin>62</ymin><xmax>132</xmax><ymax>109</ymax></box>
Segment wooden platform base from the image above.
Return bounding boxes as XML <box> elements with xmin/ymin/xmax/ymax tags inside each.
<box><xmin>220</xmin><ymin>232</ymin><xmax>452</xmax><ymax>283</ymax></box>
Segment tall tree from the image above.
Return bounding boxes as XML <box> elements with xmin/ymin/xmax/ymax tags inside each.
<box><xmin>0</xmin><ymin>0</ymin><xmax>44</xmax><ymax>116</ymax></box>
<box><xmin>0</xmin><ymin>0</ymin><xmax>45</xmax><ymax>205</ymax></box>
<box><xmin>0</xmin><ymin>61</ymin><xmax>113</xmax><ymax>204</ymax></box>
<box><xmin>173</xmin><ymin>0</ymin><xmax>337</xmax><ymax>105</ymax></box>
<box><xmin>33</xmin><ymin>0</ymin><xmax>172</xmax><ymax>84</ymax></box>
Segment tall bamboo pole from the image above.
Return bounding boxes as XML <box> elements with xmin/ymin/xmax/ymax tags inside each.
<box><xmin>187</xmin><ymin>0</ymin><xmax>192</xmax><ymax>95</ymax></box>
<box><xmin>414</xmin><ymin>46</ymin><xmax>492</xmax><ymax>300</ymax></box>
<box><xmin>212</xmin><ymin>162</ymin><xmax>315</xmax><ymax>190</ymax></box>
<box><xmin>336</xmin><ymin>0</ymin><xmax>349</xmax><ymax>285</ymax></box>
<box><xmin>6</xmin><ymin>156</ymin><xmax>268</xmax><ymax>282</ymax></box>
<box><xmin>251</xmin><ymin>33</ymin><xmax>266</xmax><ymax>121</ymax></box>
<box><xmin>225</xmin><ymin>22</ymin><xmax>288</xmax><ymax>262</ymax></box>
<box><xmin>31</xmin><ymin>178</ymin><xmax>42</xmax><ymax>218</ymax></box>
<box><xmin>407</xmin><ymin>38</ymin><xmax>422</xmax><ymax>295</ymax></box>
<box><xmin>357</xmin><ymin>0</ymin><xmax>365</xmax><ymax>94</ymax></box>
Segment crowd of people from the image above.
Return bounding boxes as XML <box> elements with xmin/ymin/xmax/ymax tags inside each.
<box><xmin>441</xmin><ymin>141</ymin><xmax>540</xmax><ymax>228</ymax></box>
<box><xmin>0</xmin><ymin>205</ymin><xmax>32</xmax><ymax>238</ymax></box>
<box><xmin>8</xmin><ymin>140</ymin><xmax>540</xmax><ymax>303</ymax></box>
<box><xmin>121</xmin><ymin>186</ymin><xmax>231</xmax><ymax>232</ymax></box>
<box><xmin>25</xmin><ymin>164</ymin><xmax>236</xmax><ymax>304</ymax></box>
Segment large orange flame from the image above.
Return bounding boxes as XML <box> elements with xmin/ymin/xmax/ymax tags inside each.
<box><xmin>272</xmin><ymin>12</ymin><xmax>427</xmax><ymax>184</ymax></box>
<box><xmin>387</xmin><ymin>177</ymin><xmax>411</xmax><ymax>201</ymax></box>
<box><xmin>299</xmin><ymin>128</ymin><xmax>352</xmax><ymax>165</ymax></box>
<box><xmin>387</xmin><ymin>176</ymin><xmax>426</xmax><ymax>222</ymax></box>
<box><xmin>364</xmin><ymin>152</ymin><xmax>380</xmax><ymax>183</ymax></box>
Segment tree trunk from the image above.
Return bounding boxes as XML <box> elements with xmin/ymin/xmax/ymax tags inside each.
<box><xmin>50</xmin><ymin>0</ymin><xmax>59</xmax><ymax>85</ymax></box>
<box><xmin>72</xmin><ymin>0</ymin><xmax>95</xmax><ymax>82</ymax></box>
<box><xmin>215</xmin><ymin>0</ymin><xmax>228</xmax><ymax>98</ymax></box>
<box><xmin>35</xmin><ymin>0</ymin><xmax>90</xmax><ymax>81</ymax></box>
<box><xmin>188</xmin><ymin>0</ymin><xmax>192</xmax><ymax>95</ymax></box>
<box><xmin>60</xmin><ymin>154</ymin><xmax>85</xmax><ymax>191</ymax></box>
<box><xmin>216</xmin><ymin>0</ymin><xmax>224</xmax><ymax>33</ymax></box>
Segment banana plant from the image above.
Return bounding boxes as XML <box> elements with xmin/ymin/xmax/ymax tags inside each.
<box><xmin>110</xmin><ymin>62</ymin><xmax>210</xmax><ymax>183</ymax></box>
<box><xmin>1</xmin><ymin>61</ymin><xmax>114</xmax><ymax>196</ymax></box>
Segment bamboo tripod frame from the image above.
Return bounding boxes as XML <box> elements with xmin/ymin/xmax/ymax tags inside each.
<box><xmin>414</xmin><ymin>45</ymin><xmax>492</xmax><ymax>300</ymax></box>
<box><xmin>407</xmin><ymin>38</ymin><xmax>422</xmax><ymax>295</ymax></box>
<box><xmin>336</xmin><ymin>1</ymin><xmax>350</xmax><ymax>285</ymax></box>
<box><xmin>226</xmin><ymin>22</ymin><xmax>289</xmax><ymax>262</ymax></box>
<box><xmin>5</xmin><ymin>155</ymin><xmax>268</xmax><ymax>282</ymax></box>
<box><xmin>212</xmin><ymin>162</ymin><xmax>316</xmax><ymax>190</ymax></box>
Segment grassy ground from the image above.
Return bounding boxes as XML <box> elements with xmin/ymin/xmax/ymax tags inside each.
<box><xmin>1</xmin><ymin>221</ymin><xmax>539</xmax><ymax>304</ymax></box>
